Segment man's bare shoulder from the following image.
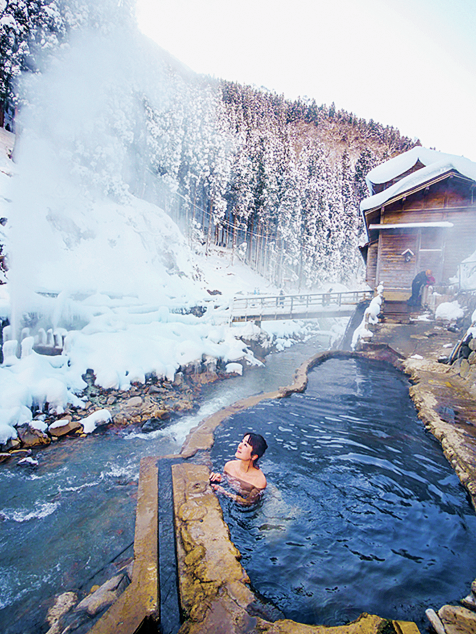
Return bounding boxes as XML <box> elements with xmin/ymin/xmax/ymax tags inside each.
<box><xmin>224</xmin><ymin>460</ymin><xmax>267</xmax><ymax>489</ymax></box>
<box><xmin>253</xmin><ymin>471</ymin><xmax>267</xmax><ymax>490</ymax></box>
<box><xmin>224</xmin><ymin>460</ymin><xmax>240</xmax><ymax>476</ymax></box>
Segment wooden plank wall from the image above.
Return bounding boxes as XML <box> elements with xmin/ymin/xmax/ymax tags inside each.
<box><xmin>377</xmin><ymin>233</ymin><xmax>419</xmax><ymax>289</ymax></box>
<box><xmin>366</xmin><ymin>241</ymin><xmax>378</xmax><ymax>289</ymax></box>
<box><xmin>418</xmin><ymin>228</ymin><xmax>444</xmax><ymax>283</ymax></box>
<box><xmin>365</xmin><ymin>176</ymin><xmax>476</xmax><ymax>291</ymax></box>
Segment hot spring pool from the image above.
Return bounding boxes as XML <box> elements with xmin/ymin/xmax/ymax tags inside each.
<box><xmin>211</xmin><ymin>357</ymin><xmax>476</xmax><ymax>628</ymax></box>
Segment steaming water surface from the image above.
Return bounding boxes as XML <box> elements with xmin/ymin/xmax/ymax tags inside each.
<box><xmin>211</xmin><ymin>358</ymin><xmax>476</xmax><ymax>629</ymax></box>
<box><xmin>0</xmin><ymin>334</ymin><xmax>329</xmax><ymax>634</ymax></box>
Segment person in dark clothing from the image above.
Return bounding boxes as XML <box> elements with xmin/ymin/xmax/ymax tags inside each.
<box><xmin>407</xmin><ymin>269</ymin><xmax>435</xmax><ymax>306</ymax></box>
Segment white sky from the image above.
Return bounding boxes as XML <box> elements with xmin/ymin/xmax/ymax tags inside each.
<box><xmin>135</xmin><ymin>0</ymin><xmax>476</xmax><ymax>162</ymax></box>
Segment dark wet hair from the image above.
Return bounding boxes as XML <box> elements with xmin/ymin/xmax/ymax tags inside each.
<box><xmin>244</xmin><ymin>432</ymin><xmax>268</xmax><ymax>465</ymax></box>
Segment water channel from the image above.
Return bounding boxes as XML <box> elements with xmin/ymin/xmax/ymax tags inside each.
<box><xmin>0</xmin><ymin>333</ymin><xmax>331</xmax><ymax>634</ymax></box>
<box><xmin>1</xmin><ymin>333</ymin><xmax>476</xmax><ymax>633</ymax></box>
<box><xmin>211</xmin><ymin>357</ymin><xmax>476</xmax><ymax>630</ymax></box>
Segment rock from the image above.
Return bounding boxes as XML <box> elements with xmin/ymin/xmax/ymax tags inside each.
<box><xmin>468</xmin><ymin>351</ymin><xmax>476</xmax><ymax>365</ymax></box>
<box><xmin>48</xmin><ymin>418</ymin><xmax>82</xmax><ymax>437</ymax></box>
<box><xmin>439</xmin><ymin>604</ymin><xmax>476</xmax><ymax>634</ymax></box>
<box><xmin>173</xmin><ymin>398</ymin><xmax>194</xmax><ymax>413</ymax></box>
<box><xmin>190</xmin><ymin>370</ymin><xmax>219</xmax><ymax>385</ymax></box>
<box><xmin>75</xmin><ymin>573</ymin><xmax>127</xmax><ymax>616</ymax></box>
<box><xmin>0</xmin><ymin>437</ymin><xmax>21</xmax><ymax>452</ymax></box>
<box><xmin>173</xmin><ymin>372</ymin><xmax>184</xmax><ymax>387</ymax></box>
<box><xmin>112</xmin><ymin>412</ymin><xmax>128</xmax><ymax>426</ymax></box>
<box><xmin>239</xmin><ymin>328</ymin><xmax>272</xmax><ymax>360</ymax></box>
<box><xmin>461</xmin><ymin>593</ymin><xmax>476</xmax><ymax>611</ymax></box>
<box><xmin>472</xmin><ymin>579</ymin><xmax>476</xmax><ymax>595</ymax></box>
<box><xmin>141</xmin><ymin>417</ymin><xmax>166</xmax><ymax>433</ymax></box>
<box><xmin>46</xmin><ymin>591</ymin><xmax>77</xmax><ymax>634</ymax></box>
<box><xmin>459</xmin><ymin>358</ymin><xmax>470</xmax><ymax>378</ymax></box>
<box><xmin>153</xmin><ymin>408</ymin><xmax>169</xmax><ymax>419</ymax></box>
<box><xmin>126</xmin><ymin>396</ymin><xmax>143</xmax><ymax>408</ymax></box>
<box><xmin>149</xmin><ymin>385</ymin><xmax>168</xmax><ymax>394</ymax></box>
<box><xmin>426</xmin><ymin>608</ymin><xmax>446</xmax><ymax>634</ymax></box>
<box><xmin>469</xmin><ymin>338</ymin><xmax>476</xmax><ymax>351</ymax></box>
<box><xmin>17</xmin><ymin>423</ymin><xmax>51</xmax><ymax>448</ymax></box>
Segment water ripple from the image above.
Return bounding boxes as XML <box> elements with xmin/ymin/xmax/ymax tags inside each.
<box><xmin>211</xmin><ymin>357</ymin><xmax>476</xmax><ymax>629</ymax></box>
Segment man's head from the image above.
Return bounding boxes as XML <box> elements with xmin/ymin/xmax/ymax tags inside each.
<box><xmin>244</xmin><ymin>432</ymin><xmax>268</xmax><ymax>465</ymax></box>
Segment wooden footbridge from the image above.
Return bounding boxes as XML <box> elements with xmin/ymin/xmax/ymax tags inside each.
<box><xmin>230</xmin><ymin>290</ymin><xmax>372</xmax><ymax>323</ymax></box>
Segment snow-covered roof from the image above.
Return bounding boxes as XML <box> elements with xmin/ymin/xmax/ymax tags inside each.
<box><xmin>368</xmin><ymin>221</ymin><xmax>453</xmax><ymax>231</ymax></box>
<box><xmin>361</xmin><ymin>148</ymin><xmax>476</xmax><ymax>213</ymax></box>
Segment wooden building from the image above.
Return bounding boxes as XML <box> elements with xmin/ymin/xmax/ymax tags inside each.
<box><xmin>360</xmin><ymin>148</ymin><xmax>476</xmax><ymax>298</ymax></box>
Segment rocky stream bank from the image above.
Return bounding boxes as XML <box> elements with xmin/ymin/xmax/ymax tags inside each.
<box><xmin>0</xmin><ymin>327</ymin><xmax>276</xmax><ymax>463</ymax></box>
<box><xmin>0</xmin><ymin>360</ymin><xmax>237</xmax><ymax>463</ymax></box>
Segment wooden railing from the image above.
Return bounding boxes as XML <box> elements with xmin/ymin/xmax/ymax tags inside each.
<box><xmin>230</xmin><ymin>290</ymin><xmax>372</xmax><ymax>322</ymax></box>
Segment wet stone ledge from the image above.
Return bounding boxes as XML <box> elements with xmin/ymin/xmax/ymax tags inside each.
<box><xmin>43</xmin><ymin>457</ymin><xmax>160</xmax><ymax>634</ymax></box>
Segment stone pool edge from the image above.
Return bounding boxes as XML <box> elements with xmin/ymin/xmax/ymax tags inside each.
<box><xmin>172</xmin><ymin>461</ymin><xmax>420</xmax><ymax>634</ymax></box>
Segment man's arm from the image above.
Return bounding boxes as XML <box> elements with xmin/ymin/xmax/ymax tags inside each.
<box><xmin>210</xmin><ymin>482</ymin><xmax>262</xmax><ymax>506</ymax></box>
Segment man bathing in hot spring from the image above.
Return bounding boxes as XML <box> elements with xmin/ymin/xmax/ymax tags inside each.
<box><xmin>209</xmin><ymin>432</ymin><xmax>268</xmax><ymax>504</ymax></box>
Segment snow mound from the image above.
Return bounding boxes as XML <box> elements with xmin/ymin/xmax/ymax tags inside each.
<box><xmin>435</xmin><ymin>301</ymin><xmax>464</xmax><ymax>322</ymax></box>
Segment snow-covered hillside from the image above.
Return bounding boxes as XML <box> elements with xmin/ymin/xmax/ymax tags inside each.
<box><xmin>0</xmin><ymin>13</ymin><xmax>350</xmax><ymax>447</ymax></box>
<box><xmin>0</xmin><ymin>134</ymin><xmax>327</xmax><ymax>445</ymax></box>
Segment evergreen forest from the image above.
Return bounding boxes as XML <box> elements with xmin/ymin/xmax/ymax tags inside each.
<box><xmin>0</xmin><ymin>0</ymin><xmax>419</xmax><ymax>289</ymax></box>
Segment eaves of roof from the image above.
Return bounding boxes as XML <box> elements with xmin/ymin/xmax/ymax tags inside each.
<box><xmin>362</xmin><ymin>169</ymin><xmax>473</xmax><ymax>216</ymax></box>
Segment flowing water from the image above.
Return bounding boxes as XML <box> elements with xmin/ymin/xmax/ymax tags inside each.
<box><xmin>0</xmin><ymin>333</ymin><xmax>330</xmax><ymax>634</ymax></box>
<box><xmin>211</xmin><ymin>357</ymin><xmax>476</xmax><ymax>630</ymax></box>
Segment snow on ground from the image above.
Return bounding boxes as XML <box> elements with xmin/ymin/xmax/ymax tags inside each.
<box><xmin>0</xmin><ymin>142</ymin><xmax>334</xmax><ymax>445</ymax></box>
<box><xmin>435</xmin><ymin>301</ymin><xmax>465</xmax><ymax>322</ymax></box>
<box><xmin>459</xmin><ymin>249</ymin><xmax>476</xmax><ymax>291</ymax></box>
